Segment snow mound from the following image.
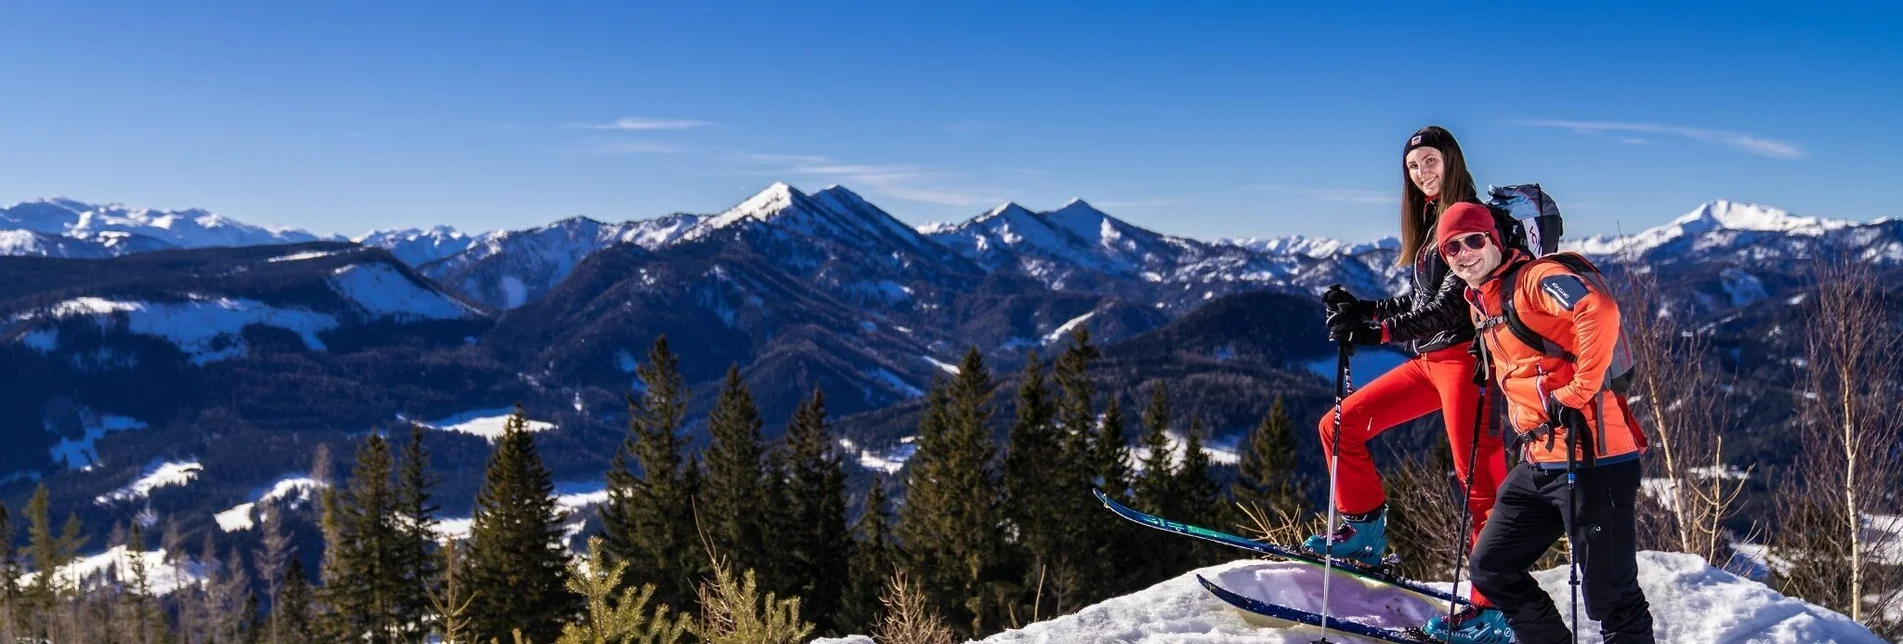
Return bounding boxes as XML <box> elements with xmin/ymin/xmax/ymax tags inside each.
<box><xmin>908</xmin><ymin>552</ymin><xmax>1886</xmax><ymax>644</ymax></box>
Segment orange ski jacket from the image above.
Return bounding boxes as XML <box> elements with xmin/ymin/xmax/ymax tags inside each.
<box><xmin>1463</xmin><ymin>250</ymin><xmax>1646</xmax><ymax>468</ymax></box>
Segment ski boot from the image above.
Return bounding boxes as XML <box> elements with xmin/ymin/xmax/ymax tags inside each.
<box><xmin>1301</xmin><ymin>505</ymin><xmax>1387</xmax><ymax>568</ymax></box>
<box><xmin>1415</xmin><ymin>605</ymin><xmax>1515</xmax><ymax>644</ymax></box>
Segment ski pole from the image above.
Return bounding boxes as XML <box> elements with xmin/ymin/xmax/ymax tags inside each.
<box><xmin>1444</xmin><ymin>337</ymin><xmax>1491</xmax><ymax>642</ymax></box>
<box><xmin>1563</xmin><ymin>401</ymin><xmax>1579</xmax><ymax>644</ymax></box>
<box><xmin>1317</xmin><ymin>333</ymin><xmax>1354</xmax><ymax>644</ymax></box>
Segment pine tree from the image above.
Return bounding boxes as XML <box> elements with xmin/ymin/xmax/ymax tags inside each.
<box><xmin>1133</xmin><ymin>385</ymin><xmax>1184</xmax><ymax>584</ymax></box>
<box><xmin>1000</xmin><ymin>351</ymin><xmax>1061</xmax><ymax>618</ymax></box>
<box><xmin>1176</xmin><ymin>417</ymin><xmax>1224</xmax><ymax>566</ymax></box>
<box><xmin>463</xmin><ymin>405</ymin><xmax>579</xmax><ymax>643</ymax></box>
<box><xmin>556</xmin><ymin>537</ymin><xmax>691</xmax><ymax>644</ymax></box>
<box><xmin>600</xmin><ymin>335</ymin><xmax>703</xmax><ymax>612</ymax></box>
<box><xmin>1050</xmin><ymin>327</ymin><xmax>1120</xmax><ymax>609</ymax></box>
<box><xmin>318</xmin><ymin>432</ymin><xmax>407</xmax><ymax>643</ymax></box>
<box><xmin>25</xmin><ymin>484</ymin><xmax>77</xmax><ymax>637</ymax></box>
<box><xmin>1092</xmin><ymin>395</ymin><xmax>1132</xmax><ymax>501</ymax></box>
<box><xmin>898</xmin><ymin>348</ymin><xmax>1008</xmax><ymax>637</ymax></box>
<box><xmin>276</xmin><ymin>559</ymin><xmax>315</xmax><ymax>644</ymax></box>
<box><xmin>1235</xmin><ymin>397</ymin><xmax>1303</xmax><ymax>519</ymax></box>
<box><xmin>395</xmin><ymin>423</ymin><xmax>440</xmax><ymax>634</ymax></box>
<box><xmin>780</xmin><ymin>388</ymin><xmax>852</xmax><ymax>635</ymax></box>
<box><xmin>841</xmin><ymin>478</ymin><xmax>897</xmax><ymax>633</ymax></box>
<box><xmin>122</xmin><ymin>523</ymin><xmax>160</xmax><ymax>644</ymax></box>
<box><xmin>700</xmin><ymin>364</ymin><xmax>778</xmax><ymax>594</ymax></box>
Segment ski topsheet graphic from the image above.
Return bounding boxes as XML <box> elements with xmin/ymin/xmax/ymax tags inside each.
<box><xmin>1195</xmin><ymin>575</ymin><xmax>1434</xmax><ymax>643</ymax></box>
<box><xmin>1092</xmin><ymin>488</ymin><xmax>1469</xmax><ymax>609</ymax></box>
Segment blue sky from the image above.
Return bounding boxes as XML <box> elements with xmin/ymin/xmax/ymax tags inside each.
<box><xmin>2</xmin><ymin>2</ymin><xmax>1898</xmax><ymax>242</ymax></box>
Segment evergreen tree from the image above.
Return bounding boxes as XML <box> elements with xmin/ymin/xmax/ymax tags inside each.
<box><xmin>463</xmin><ymin>406</ymin><xmax>579</xmax><ymax>643</ymax></box>
<box><xmin>1092</xmin><ymin>395</ymin><xmax>1132</xmax><ymax>500</ymax></box>
<box><xmin>1235</xmin><ymin>397</ymin><xmax>1303</xmax><ymax>518</ymax></box>
<box><xmin>25</xmin><ymin>484</ymin><xmax>79</xmax><ymax>635</ymax></box>
<box><xmin>122</xmin><ymin>524</ymin><xmax>161</xmax><ymax>644</ymax></box>
<box><xmin>1132</xmin><ymin>385</ymin><xmax>1184</xmax><ymax>584</ymax></box>
<box><xmin>276</xmin><ymin>559</ymin><xmax>315</xmax><ymax>644</ymax></box>
<box><xmin>1087</xmin><ymin>394</ymin><xmax>1142</xmax><ymax>597</ymax></box>
<box><xmin>1001</xmin><ymin>352</ymin><xmax>1061</xmax><ymax>618</ymax></box>
<box><xmin>600</xmin><ymin>335</ymin><xmax>703</xmax><ymax>611</ymax></box>
<box><xmin>898</xmin><ymin>348</ymin><xmax>1008</xmax><ymax>637</ymax></box>
<box><xmin>395</xmin><ymin>423</ymin><xmax>440</xmax><ymax>634</ymax></box>
<box><xmin>1050</xmin><ymin>328</ymin><xmax>1121</xmax><ymax>608</ymax></box>
<box><xmin>780</xmin><ymin>388</ymin><xmax>852</xmax><ymax>634</ymax></box>
<box><xmin>841</xmin><ymin>478</ymin><xmax>897</xmax><ymax>633</ymax></box>
<box><xmin>318</xmin><ymin>432</ymin><xmax>406</xmax><ymax>643</ymax></box>
<box><xmin>1176</xmin><ymin>417</ymin><xmax>1224</xmax><ymax>566</ymax></box>
<box><xmin>700</xmin><ymin>364</ymin><xmax>777</xmax><ymax>593</ymax></box>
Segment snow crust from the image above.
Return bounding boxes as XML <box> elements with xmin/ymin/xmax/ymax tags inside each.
<box><xmin>813</xmin><ymin>551</ymin><xmax>1885</xmax><ymax>643</ymax></box>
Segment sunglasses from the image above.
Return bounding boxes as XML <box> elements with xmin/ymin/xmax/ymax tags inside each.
<box><xmin>1439</xmin><ymin>233</ymin><xmax>1490</xmax><ymax>258</ymax></box>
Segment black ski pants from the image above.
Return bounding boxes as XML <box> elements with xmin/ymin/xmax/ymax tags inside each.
<box><xmin>1469</xmin><ymin>458</ymin><xmax>1655</xmax><ymax>644</ymax></box>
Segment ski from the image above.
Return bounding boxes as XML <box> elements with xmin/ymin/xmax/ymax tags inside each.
<box><xmin>1196</xmin><ymin>574</ymin><xmax>1432</xmax><ymax>644</ymax></box>
<box><xmin>1092</xmin><ymin>488</ymin><xmax>1470</xmax><ymax>608</ymax></box>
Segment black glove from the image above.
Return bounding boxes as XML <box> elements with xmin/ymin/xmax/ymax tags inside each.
<box><xmin>1328</xmin><ymin>318</ymin><xmax>1383</xmax><ymax>346</ymax></box>
<box><xmin>1544</xmin><ymin>395</ymin><xmax>1581</xmax><ymax>432</ymax></box>
<box><xmin>1322</xmin><ymin>286</ymin><xmax>1376</xmax><ymax>326</ymax></box>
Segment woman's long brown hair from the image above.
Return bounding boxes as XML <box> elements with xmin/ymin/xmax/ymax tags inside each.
<box><xmin>1397</xmin><ymin>125</ymin><xmax>1479</xmax><ymax>266</ymax></box>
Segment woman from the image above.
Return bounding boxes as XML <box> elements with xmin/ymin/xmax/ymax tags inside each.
<box><xmin>1304</xmin><ymin>125</ymin><xmax>1509</xmax><ymax>637</ymax></box>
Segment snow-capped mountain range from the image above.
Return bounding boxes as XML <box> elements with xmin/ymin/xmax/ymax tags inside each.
<box><xmin>11</xmin><ymin>189</ymin><xmax>1890</xmax><ymax>305</ymax></box>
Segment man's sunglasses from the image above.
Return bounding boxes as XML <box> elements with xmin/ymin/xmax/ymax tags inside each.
<box><xmin>1439</xmin><ymin>233</ymin><xmax>1489</xmax><ymax>257</ymax></box>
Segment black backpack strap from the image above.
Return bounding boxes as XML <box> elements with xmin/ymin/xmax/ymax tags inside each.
<box><xmin>1499</xmin><ymin>258</ymin><xmax>1578</xmax><ymax>362</ymax></box>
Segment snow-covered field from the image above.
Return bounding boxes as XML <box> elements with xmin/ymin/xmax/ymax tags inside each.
<box><xmin>406</xmin><ymin>407</ymin><xmax>557</xmax><ymax>440</ymax></box>
<box><xmin>817</xmin><ymin>551</ymin><xmax>1884</xmax><ymax>644</ymax></box>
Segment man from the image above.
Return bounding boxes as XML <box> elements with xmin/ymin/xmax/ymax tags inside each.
<box><xmin>1427</xmin><ymin>202</ymin><xmax>1656</xmax><ymax>644</ymax></box>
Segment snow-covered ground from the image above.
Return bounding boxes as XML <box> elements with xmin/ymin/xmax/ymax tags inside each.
<box><xmin>16</xmin><ymin>545</ymin><xmax>206</xmax><ymax>597</ymax></box>
<box><xmin>328</xmin><ymin>263</ymin><xmax>478</xmax><ymax>320</ymax></box>
<box><xmin>95</xmin><ymin>460</ymin><xmax>202</xmax><ymax>505</ymax></box>
<box><xmin>839</xmin><ymin>436</ymin><xmax>919</xmax><ymax>475</ymax></box>
<box><xmin>1130</xmin><ymin>431</ymin><xmax>1242</xmax><ymax>472</ymax></box>
<box><xmin>48</xmin><ymin>410</ymin><xmax>148</xmax><ymax>470</ymax></box>
<box><xmin>819</xmin><ymin>551</ymin><xmax>1885</xmax><ymax>643</ymax></box>
<box><xmin>19</xmin><ymin>296</ymin><xmax>338</xmax><ymax>364</ymax></box>
<box><xmin>405</xmin><ymin>408</ymin><xmax>557</xmax><ymax>440</ymax></box>
<box><xmin>215</xmin><ymin>476</ymin><xmax>328</xmax><ymax>532</ymax></box>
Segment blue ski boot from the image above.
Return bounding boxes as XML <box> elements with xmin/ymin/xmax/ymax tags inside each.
<box><xmin>1419</xmin><ymin>606</ymin><xmax>1515</xmax><ymax>643</ymax></box>
<box><xmin>1301</xmin><ymin>505</ymin><xmax>1387</xmax><ymax>568</ymax></box>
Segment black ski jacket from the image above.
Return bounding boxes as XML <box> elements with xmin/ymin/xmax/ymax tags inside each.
<box><xmin>1373</xmin><ymin>233</ymin><xmax>1476</xmax><ymax>356</ymax></box>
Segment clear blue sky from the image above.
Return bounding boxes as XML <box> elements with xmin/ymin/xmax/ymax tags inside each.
<box><xmin>2</xmin><ymin>1</ymin><xmax>1898</xmax><ymax>242</ymax></box>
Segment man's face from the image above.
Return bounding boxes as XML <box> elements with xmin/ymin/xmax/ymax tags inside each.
<box><xmin>1441</xmin><ymin>232</ymin><xmax>1503</xmax><ymax>286</ymax></box>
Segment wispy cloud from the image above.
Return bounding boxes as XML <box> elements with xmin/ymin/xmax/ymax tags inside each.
<box><xmin>942</xmin><ymin>120</ymin><xmax>996</xmax><ymax>134</ymax></box>
<box><xmin>1514</xmin><ymin>119</ymin><xmax>1803</xmax><ymax>159</ymax></box>
<box><xmin>573</xmin><ymin>117</ymin><xmax>715</xmax><ymax>131</ymax></box>
<box><xmin>547</xmin><ymin>139</ymin><xmax>685</xmax><ymax>156</ymax></box>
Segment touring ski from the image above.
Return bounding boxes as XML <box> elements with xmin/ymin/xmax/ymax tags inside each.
<box><xmin>1092</xmin><ymin>488</ymin><xmax>1470</xmax><ymax>608</ymax></box>
<box><xmin>1196</xmin><ymin>575</ymin><xmax>1434</xmax><ymax>644</ymax></box>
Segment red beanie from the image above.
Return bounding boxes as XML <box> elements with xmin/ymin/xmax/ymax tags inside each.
<box><xmin>1435</xmin><ymin>202</ymin><xmax>1499</xmax><ymax>256</ymax></box>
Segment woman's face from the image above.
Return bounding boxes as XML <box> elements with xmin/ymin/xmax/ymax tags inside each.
<box><xmin>1406</xmin><ymin>146</ymin><xmax>1444</xmax><ymax>199</ymax></box>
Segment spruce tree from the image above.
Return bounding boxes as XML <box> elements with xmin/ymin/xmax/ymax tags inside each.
<box><xmin>898</xmin><ymin>348</ymin><xmax>1007</xmax><ymax>637</ymax></box>
<box><xmin>1235</xmin><ymin>397</ymin><xmax>1302</xmax><ymax>519</ymax></box>
<box><xmin>600</xmin><ymin>335</ymin><xmax>703</xmax><ymax>611</ymax></box>
<box><xmin>395</xmin><ymin>424</ymin><xmax>439</xmax><ymax>634</ymax></box>
<box><xmin>700</xmin><ymin>364</ymin><xmax>776</xmax><ymax>593</ymax></box>
<box><xmin>781</xmin><ymin>388</ymin><xmax>852</xmax><ymax>634</ymax></box>
<box><xmin>1176</xmin><ymin>417</ymin><xmax>1224</xmax><ymax>566</ymax></box>
<box><xmin>1132</xmin><ymin>385</ymin><xmax>1184</xmax><ymax>584</ymax></box>
<box><xmin>276</xmin><ymin>559</ymin><xmax>315</xmax><ymax>644</ymax></box>
<box><xmin>1093</xmin><ymin>395</ymin><xmax>1132</xmax><ymax>501</ymax></box>
<box><xmin>254</xmin><ymin>500</ymin><xmax>292</xmax><ymax>644</ymax></box>
<box><xmin>463</xmin><ymin>406</ymin><xmax>579</xmax><ymax>643</ymax></box>
<box><xmin>1051</xmin><ymin>327</ymin><xmax>1121</xmax><ymax>608</ymax></box>
<box><xmin>318</xmin><ymin>432</ymin><xmax>405</xmax><ymax>642</ymax></box>
<box><xmin>1001</xmin><ymin>352</ymin><xmax>1061</xmax><ymax>618</ymax></box>
<box><xmin>841</xmin><ymin>478</ymin><xmax>897</xmax><ymax>633</ymax></box>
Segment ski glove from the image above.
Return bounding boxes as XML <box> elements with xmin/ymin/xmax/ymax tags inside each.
<box><xmin>1322</xmin><ymin>287</ymin><xmax>1377</xmax><ymax>321</ymax></box>
<box><xmin>1329</xmin><ymin>319</ymin><xmax>1384</xmax><ymax>346</ymax></box>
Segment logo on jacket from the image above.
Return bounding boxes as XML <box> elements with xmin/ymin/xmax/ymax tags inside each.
<box><xmin>1540</xmin><ymin>275</ymin><xmax>1590</xmax><ymax>311</ymax></box>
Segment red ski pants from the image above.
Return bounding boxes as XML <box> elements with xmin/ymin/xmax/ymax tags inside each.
<box><xmin>1318</xmin><ymin>345</ymin><xmax>1505</xmax><ymax>604</ymax></box>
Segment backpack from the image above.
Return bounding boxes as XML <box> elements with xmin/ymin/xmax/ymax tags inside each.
<box><xmin>1495</xmin><ymin>252</ymin><xmax>1637</xmax><ymax>397</ymax></box>
<box><xmin>1484</xmin><ymin>183</ymin><xmax>1565</xmax><ymax>256</ymax></box>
